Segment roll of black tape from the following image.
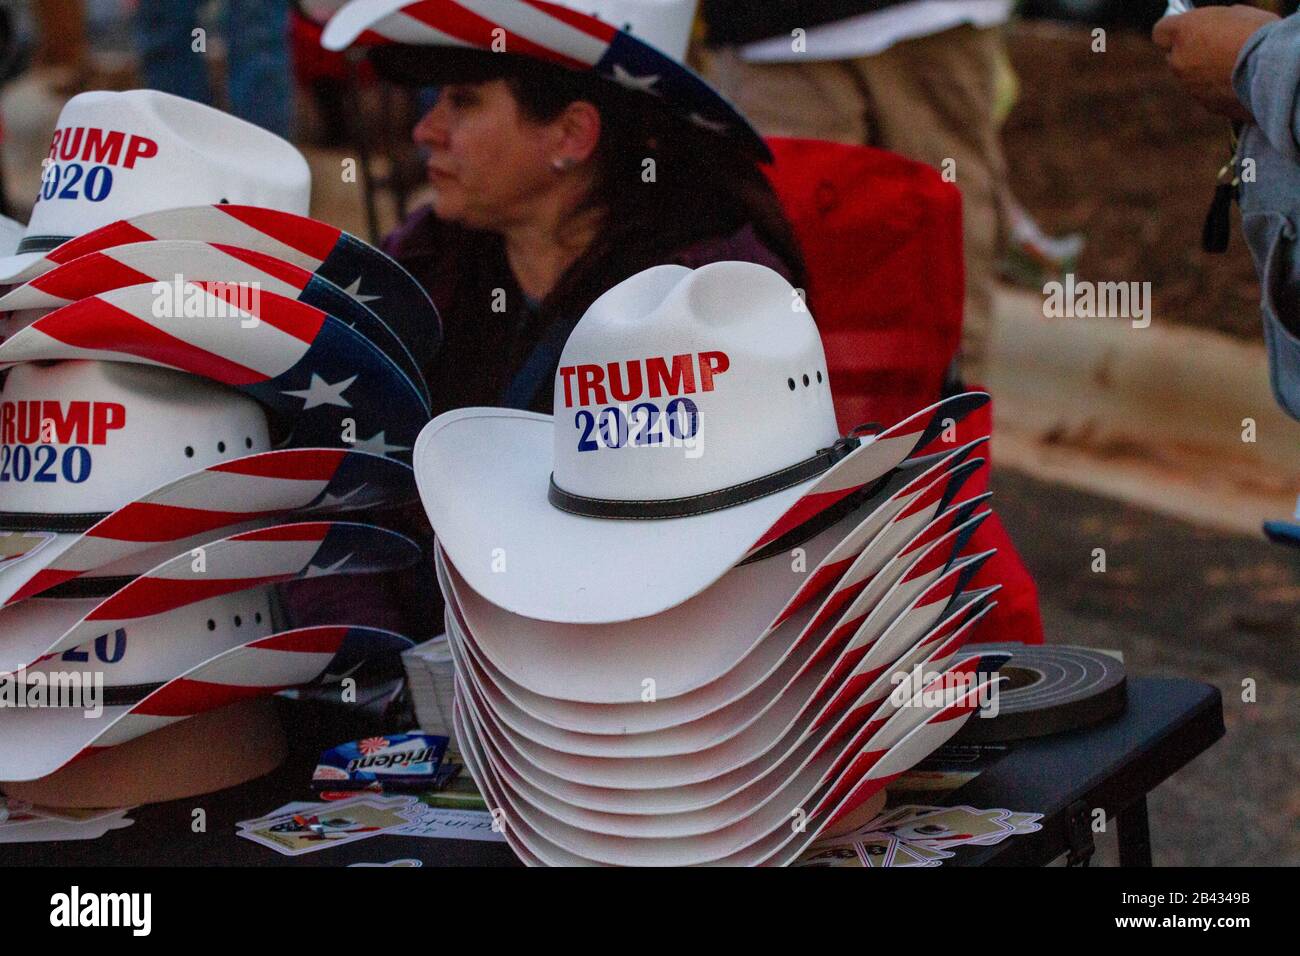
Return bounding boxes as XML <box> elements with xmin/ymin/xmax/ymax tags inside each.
<box><xmin>954</xmin><ymin>643</ymin><xmax>1126</xmax><ymax>743</ymax></box>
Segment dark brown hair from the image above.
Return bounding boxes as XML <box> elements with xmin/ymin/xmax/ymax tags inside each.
<box><xmin>501</xmin><ymin>61</ymin><xmax>807</xmax><ymax>292</ymax></box>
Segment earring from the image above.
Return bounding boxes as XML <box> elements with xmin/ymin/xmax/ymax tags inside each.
<box><xmin>551</xmin><ymin>156</ymin><xmax>574</xmax><ymax>172</ymax></box>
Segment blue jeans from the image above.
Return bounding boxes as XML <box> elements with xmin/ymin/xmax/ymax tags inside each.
<box><xmin>135</xmin><ymin>0</ymin><xmax>293</xmax><ymax>139</ymax></box>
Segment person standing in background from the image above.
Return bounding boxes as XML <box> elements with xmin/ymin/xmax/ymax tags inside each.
<box><xmin>134</xmin><ymin>0</ymin><xmax>293</xmax><ymax>138</ymax></box>
<box><xmin>700</xmin><ymin>0</ymin><xmax>1014</xmax><ymax>385</ymax></box>
<box><xmin>1155</xmin><ymin>4</ymin><xmax>1300</xmax><ymax>420</ymax></box>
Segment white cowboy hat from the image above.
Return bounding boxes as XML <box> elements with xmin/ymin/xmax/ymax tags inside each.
<box><xmin>442</xmin><ymin>510</ymin><xmax>991</xmax><ymax>762</ymax></box>
<box><xmin>416</xmin><ymin>261</ymin><xmax>988</xmax><ymax>624</ymax></box>
<box><xmin>0</xmin><ymin>622</ymin><xmax>400</xmax><ymax>782</ymax></box>
<box><xmin>0</xmin><ymin>204</ymin><xmax>443</xmax><ymax>374</ymax></box>
<box><xmin>0</xmin><ymin>282</ymin><xmax>430</xmax><ymax>462</ymax></box>
<box><xmin>0</xmin><ymin>360</ymin><xmax>414</xmax><ymax>608</ymax></box>
<box><xmin>0</xmin><ymin>520</ymin><xmax>421</xmax><ymax>674</ymax></box>
<box><xmin>452</xmin><ymin>655</ymin><xmax>1006</xmax><ymax>865</ymax></box>
<box><xmin>442</xmin><ymin>547</ymin><xmax>991</xmax><ymax>793</ymax></box>
<box><xmin>0</xmin><ymin>90</ymin><xmax>309</xmax><ymax>282</ymax></box>
<box><xmin>321</xmin><ymin>0</ymin><xmax>771</xmax><ymax>160</ymax></box>
<box><xmin>0</xmin><ymin>239</ymin><xmax>430</xmax><ymax>410</ymax></box>
<box><xmin>449</xmin><ymin>589</ymin><xmax>997</xmax><ymax>822</ymax></box>
<box><xmin>432</xmin><ymin>448</ymin><xmax>989</xmax><ymax>747</ymax></box>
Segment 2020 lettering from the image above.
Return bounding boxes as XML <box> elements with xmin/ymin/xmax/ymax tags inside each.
<box><xmin>575</xmin><ymin>399</ymin><xmax>699</xmax><ymax>452</ymax></box>
<box><xmin>0</xmin><ymin>444</ymin><xmax>92</xmax><ymax>484</ymax></box>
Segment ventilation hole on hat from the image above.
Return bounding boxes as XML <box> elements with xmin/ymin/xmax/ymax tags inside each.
<box><xmin>217</xmin><ymin>441</ymin><xmax>226</xmax><ymax>453</ymax></box>
<box><xmin>206</xmin><ymin>619</ymin><xmax>216</xmax><ymax>631</ymax></box>
<box><xmin>255</xmin><ymin>612</ymin><xmax>263</xmax><ymax>624</ymax></box>
<box><xmin>802</xmin><ymin>374</ymin><xmax>810</xmax><ymax>387</ymax></box>
<box><xmin>245</xmin><ymin>436</ymin><xmax>253</xmax><ymax>449</ymax></box>
<box><xmin>817</xmin><ymin>370</ymin><xmax>824</xmax><ymax>384</ymax></box>
<box><xmin>234</xmin><ymin>615</ymin><xmax>242</xmax><ymax>628</ymax></box>
<box><xmin>185</xmin><ymin>446</ymin><xmax>195</xmax><ymax>458</ymax></box>
<box><xmin>787</xmin><ymin>378</ymin><xmax>796</xmax><ymax>391</ymax></box>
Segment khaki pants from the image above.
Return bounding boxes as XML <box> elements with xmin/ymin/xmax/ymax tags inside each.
<box><xmin>708</xmin><ymin>25</ymin><xmax>1006</xmax><ymax>384</ymax></box>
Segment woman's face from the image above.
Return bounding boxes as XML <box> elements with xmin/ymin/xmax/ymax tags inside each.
<box><xmin>413</xmin><ymin>80</ymin><xmax>562</xmax><ymax>230</ymax></box>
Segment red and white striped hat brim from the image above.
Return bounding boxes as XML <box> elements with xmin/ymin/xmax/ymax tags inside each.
<box><xmin>0</xmin><ymin>520</ymin><xmax>420</xmax><ymax>674</ymax></box>
<box><xmin>0</xmin><ymin>448</ymin><xmax>413</xmax><ymax>608</ymax></box>
<box><xmin>0</xmin><ymin>624</ymin><xmax>397</xmax><ymax>782</ymax></box>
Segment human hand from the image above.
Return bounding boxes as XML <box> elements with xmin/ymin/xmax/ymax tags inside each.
<box><xmin>1152</xmin><ymin>5</ymin><xmax>1280</xmax><ymax>122</ymax></box>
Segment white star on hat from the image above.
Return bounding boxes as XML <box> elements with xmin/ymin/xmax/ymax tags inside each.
<box><xmin>610</xmin><ymin>64</ymin><xmax>661</xmax><ymax>94</ymax></box>
<box><xmin>284</xmin><ymin>373</ymin><xmax>357</xmax><ymax>409</ymax></box>
<box><xmin>316</xmin><ymin>483</ymin><xmax>369</xmax><ymax>510</ymax></box>
<box><xmin>343</xmin><ymin>277</ymin><xmax>382</xmax><ymax>304</ymax></box>
<box><xmin>353</xmin><ymin>431</ymin><xmax>410</xmax><ymax>458</ymax></box>
<box><xmin>303</xmin><ymin>553</ymin><xmax>354</xmax><ymax>578</ymax></box>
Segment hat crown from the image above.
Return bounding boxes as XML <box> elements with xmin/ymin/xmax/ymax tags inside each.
<box><xmin>23</xmin><ymin>588</ymin><xmax>278</xmax><ymax>688</ymax></box>
<box><xmin>557</xmin><ymin>0</ymin><xmax>696</xmax><ymax>58</ymax></box>
<box><xmin>0</xmin><ymin>361</ymin><xmax>270</xmax><ymax>515</ymax></box>
<box><xmin>551</xmin><ymin>262</ymin><xmax>839</xmax><ymax>503</ymax></box>
<box><xmin>24</xmin><ymin>90</ymin><xmax>310</xmax><ymax>249</ymax></box>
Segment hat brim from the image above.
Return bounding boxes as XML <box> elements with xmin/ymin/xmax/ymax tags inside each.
<box><xmin>0</xmin><ymin>284</ymin><xmax>431</xmax><ymax>463</ymax></box>
<box><xmin>0</xmin><ymin>520</ymin><xmax>420</xmax><ymax>673</ymax></box>
<box><xmin>445</xmin><ymin>549</ymin><xmax>991</xmax><ymax>797</ymax></box>
<box><xmin>13</xmin><ymin>203</ymin><xmax>443</xmax><ymax>372</ymax></box>
<box><xmin>0</xmin><ymin>448</ymin><xmax>414</xmax><ymax>608</ymax></box>
<box><xmin>0</xmin><ymin>239</ymin><xmax>430</xmax><ymax>411</ymax></box>
<box><xmin>0</xmin><ymin>624</ymin><xmax>394</xmax><ymax>782</ymax></box>
<box><xmin>0</xmin><ymin>251</ymin><xmax>51</xmax><ymax>285</ymax></box>
<box><xmin>417</xmin><ymin>394</ymin><xmax>986</xmax><ymax>625</ymax></box>
<box><xmin>322</xmin><ymin>0</ymin><xmax>773</xmax><ymax>161</ymax></box>
<box><xmin>449</xmin><ymin>589</ymin><xmax>996</xmax><ymax>825</ymax></box>
<box><xmin>452</xmin><ymin>649</ymin><xmax>1004</xmax><ymax>864</ymax></box>
<box><xmin>452</xmin><ymin>642</ymin><xmax>994</xmax><ymax>844</ymax></box>
<box><xmin>440</xmin><ymin>509</ymin><xmax>992</xmax><ymax>762</ymax></box>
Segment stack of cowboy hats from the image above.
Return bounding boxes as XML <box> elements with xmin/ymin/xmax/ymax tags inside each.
<box><xmin>415</xmin><ymin>261</ymin><xmax>1010</xmax><ymax>866</ymax></box>
<box><xmin>0</xmin><ymin>89</ymin><xmax>438</xmax><ymax>805</ymax></box>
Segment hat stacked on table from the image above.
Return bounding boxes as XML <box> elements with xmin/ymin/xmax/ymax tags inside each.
<box><xmin>0</xmin><ymin>90</ymin><xmax>440</xmax><ymax>802</ymax></box>
<box><xmin>415</xmin><ymin>262</ymin><xmax>1010</xmax><ymax>866</ymax></box>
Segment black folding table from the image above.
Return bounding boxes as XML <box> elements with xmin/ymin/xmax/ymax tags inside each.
<box><xmin>0</xmin><ymin>677</ymin><xmax>1223</xmax><ymax>867</ymax></box>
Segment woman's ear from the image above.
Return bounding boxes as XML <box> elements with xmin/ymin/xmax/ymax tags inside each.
<box><xmin>556</xmin><ymin>99</ymin><xmax>602</xmax><ymax>166</ymax></box>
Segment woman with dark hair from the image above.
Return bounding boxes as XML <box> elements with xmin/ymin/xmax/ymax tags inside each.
<box><xmin>325</xmin><ymin>0</ymin><xmax>804</xmax><ymax>415</ymax></box>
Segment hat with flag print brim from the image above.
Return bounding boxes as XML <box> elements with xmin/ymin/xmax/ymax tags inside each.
<box><xmin>430</xmin><ymin>453</ymin><xmax>986</xmax><ymax>711</ymax></box>
<box><xmin>0</xmin><ymin>448</ymin><xmax>414</xmax><ymax>608</ymax></box>
<box><xmin>433</xmin><ymin>442</ymin><xmax>988</xmax><ymax>732</ymax></box>
<box><xmin>0</xmin><ymin>623</ymin><xmax>404</xmax><ymax>783</ymax></box>
<box><xmin>446</xmin><ymin>588</ymin><xmax>997</xmax><ymax>823</ymax></box>
<box><xmin>6</xmin><ymin>584</ymin><xmax>412</xmax><ymax>707</ymax></box>
<box><xmin>0</xmin><ymin>284</ymin><xmax>430</xmax><ymax>463</ymax></box>
<box><xmin>0</xmin><ymin>204</ymin><xmax>442</xmax><ymax>373</ymax></box>
<box><xmin>451</xmin><ymin>633</ymin><xmax>998</xmax><ymax>845</ymax></box>
<box><xmin>450</xmin><ymin>653</ymin><xmax>1007</xmax><ymax>865</ymax></box>
<box><xmin>417</xmin><ymin>391</ymin><xmax>986</xmax><ymax>625</ymax></box>
<box><xmin>320</xmin><ymin>0</ymin><xmax>772</xmax><ymax>162</ymax></box>
<box><xmin>0</xmin><ymin>239</ymin><xmax>430</xmax><ymax>411</ymax></box>
<box><xmin>0</xmin><ymin>520</ymin><xmax>420</xmax><ymax>674</ymax></box>
<box><xmin>0</xmin><ymin>90</ymin><xmax>311</xmax><ymax>285</ymax></box>
<box><xmin>441</xmin><ymin>549</ymin><xmax>993</xmax><ymax>797</ymax></box>
<box><xmin>441</xmin><ymin>526</ymin><xmax>991</xmax><ymax>769</ymax></box>
<box><xmin>437</xmin><ymin>506</ymin><xmax>992</xmax><ymax>760</ymax></box>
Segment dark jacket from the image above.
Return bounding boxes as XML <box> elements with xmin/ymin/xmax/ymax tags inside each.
<box><xmin>383</xmin><ymin>206</ymin><xmax>797</xmax><ymax>416</ymax></box>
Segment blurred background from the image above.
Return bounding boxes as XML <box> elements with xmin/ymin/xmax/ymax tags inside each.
<box><xmin>0</xmin><ymin>0</ymin><xmax>1294</xmax><ymax>864</ymax></box>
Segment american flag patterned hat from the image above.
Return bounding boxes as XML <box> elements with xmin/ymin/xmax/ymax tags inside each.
<box><xmin>320</xmin><ymin>0</ymin><xmax>772</xmax><ymax>160</ymax></box>
<box><xmin>0</xmin><ymin>360</ymin><xmax>417</xmax><ymax>608</ymax></box>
